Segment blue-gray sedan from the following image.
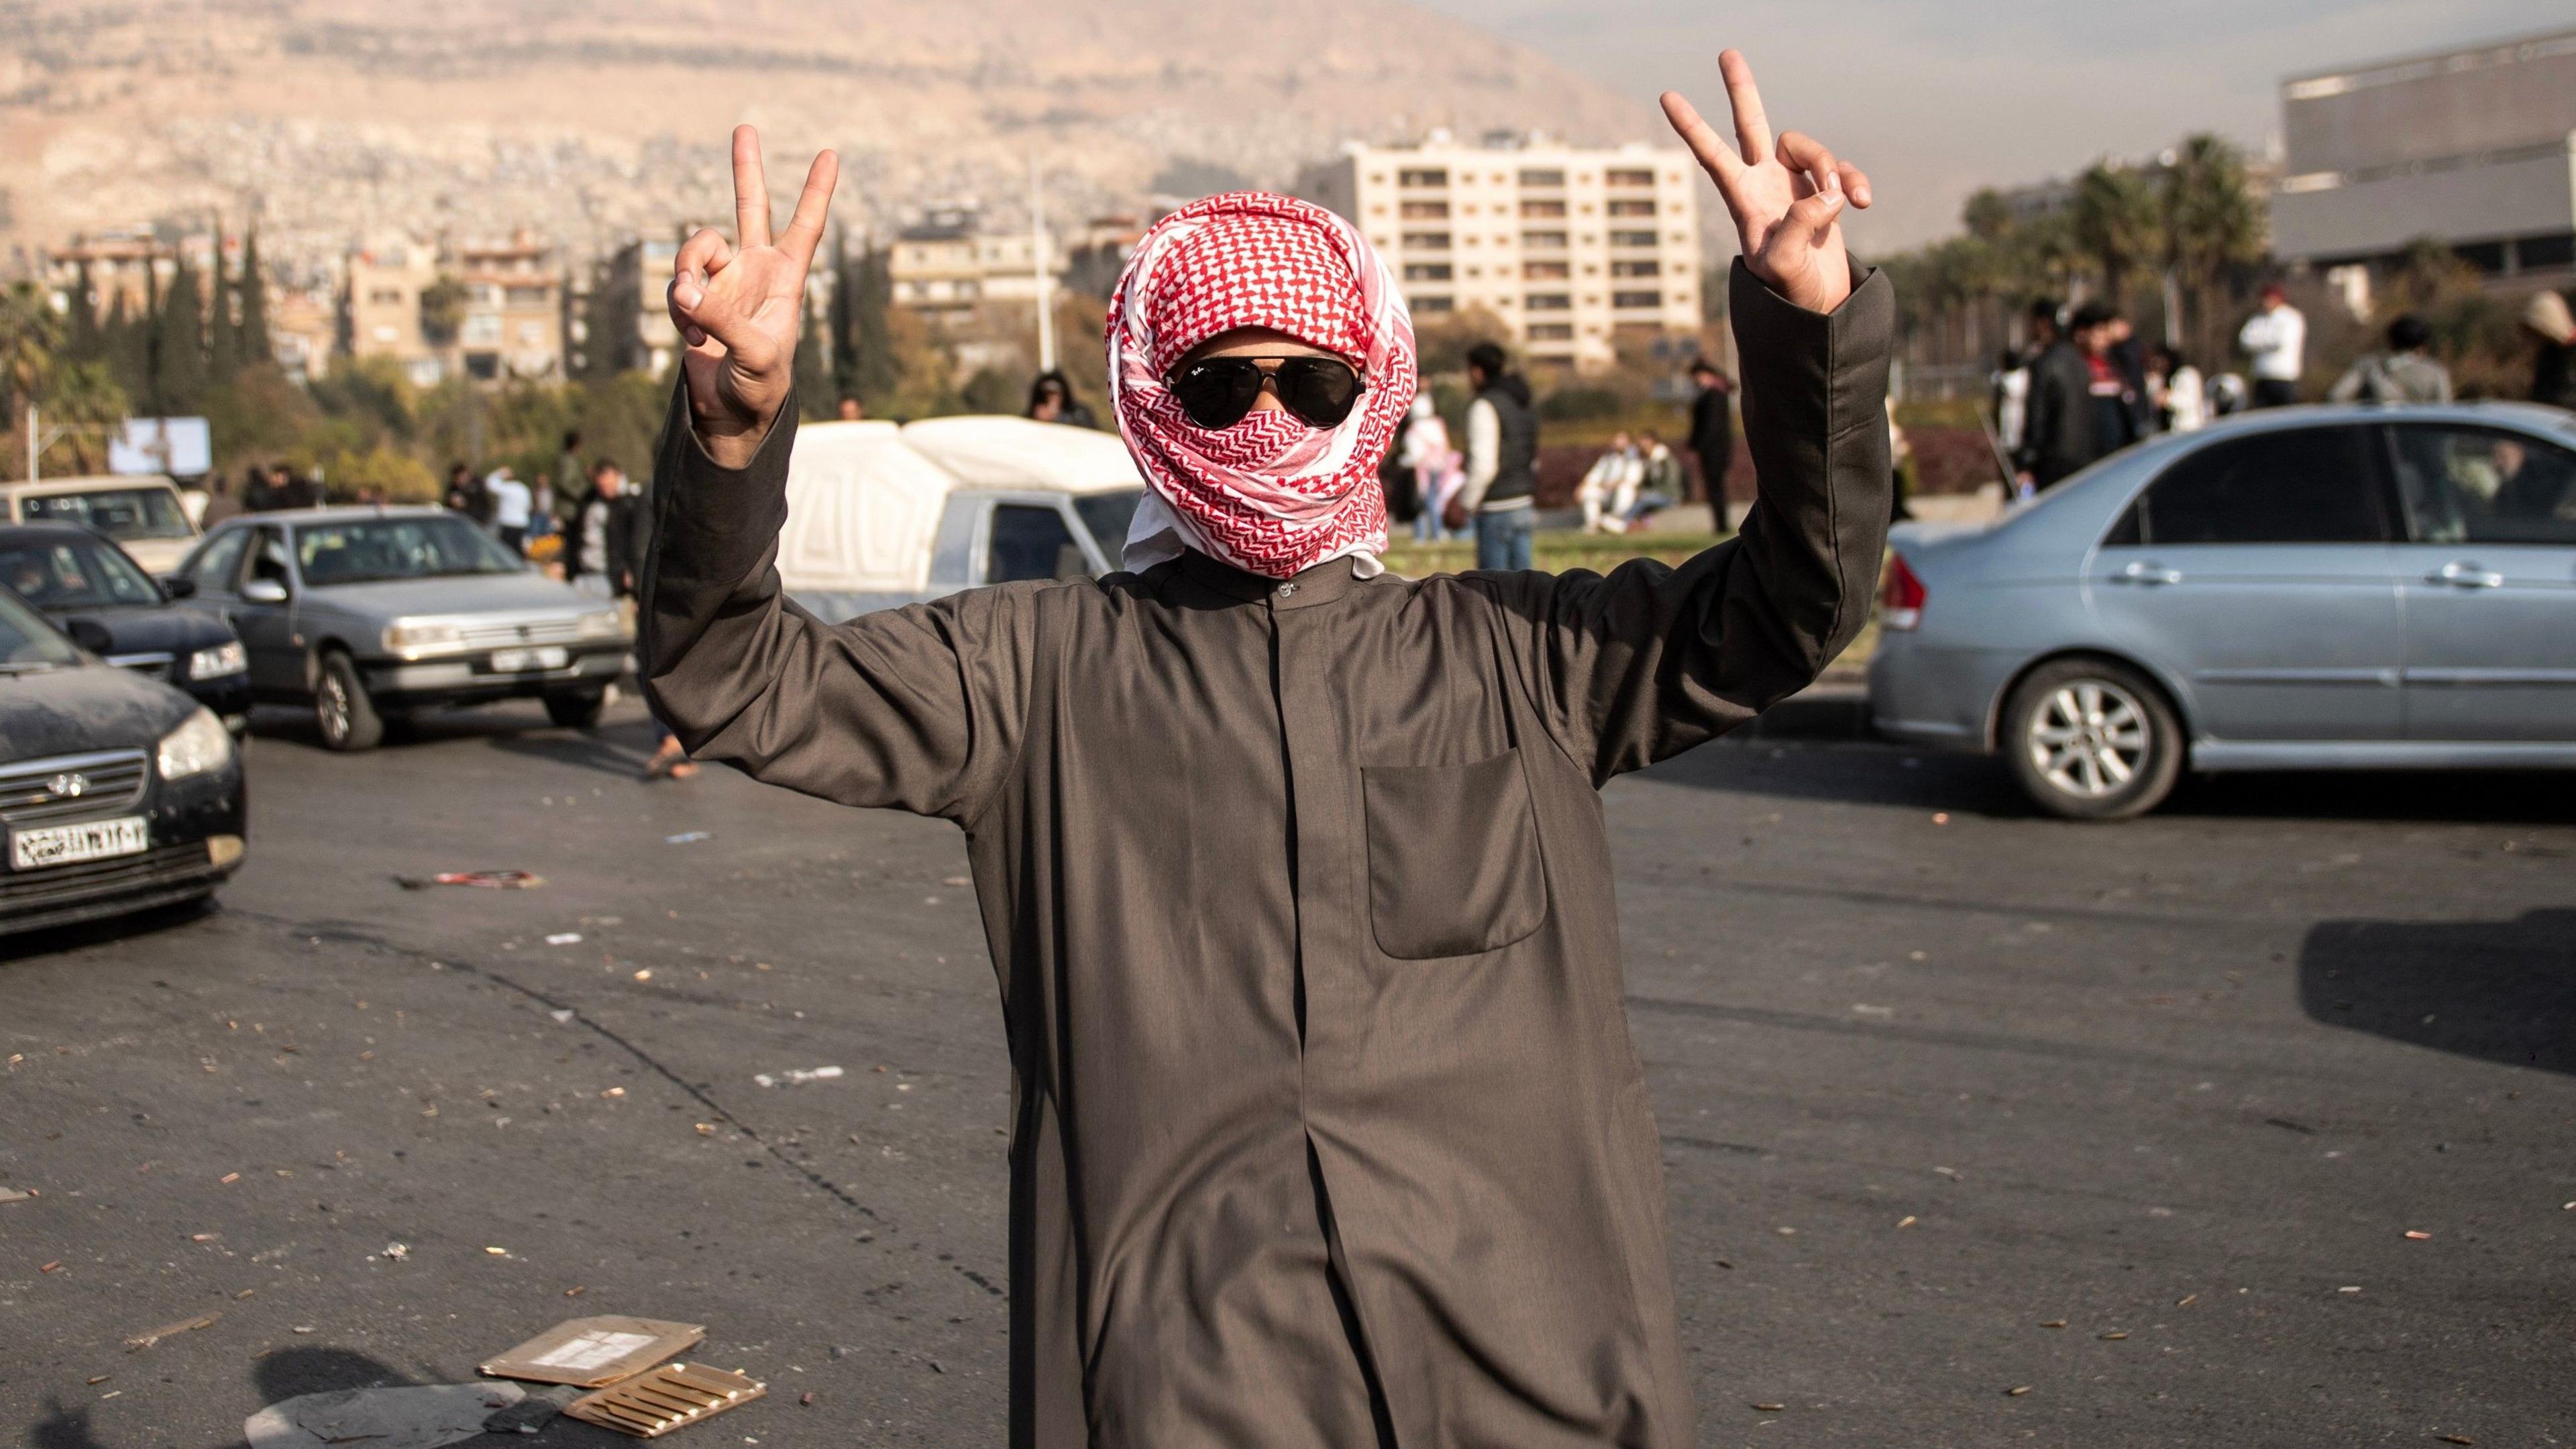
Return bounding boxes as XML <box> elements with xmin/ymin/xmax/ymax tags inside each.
<box><xmin>1869</xmin><ymin>402</ymin><xmax>2576</xmax><ymax>818</ymax></box>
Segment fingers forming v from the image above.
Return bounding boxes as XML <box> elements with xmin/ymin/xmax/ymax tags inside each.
<box><xmin>1718</xmin><ymin>50</ymin><xmax>1771</xmax><ymax>166</ymax></box>
<box><xmin>1658</xmin><ymin>91</ymin><xmax>1744</xmax><ymax>193</ymax></box>
<box><xmin>778</xmin><ymin>150</ymin><xmax>841</xmax><ymax>268</ymax></box>
<box><xmin>731</xmin><ymin>125</ymin><xmax>772</xmax><ymax>250</ymax></box>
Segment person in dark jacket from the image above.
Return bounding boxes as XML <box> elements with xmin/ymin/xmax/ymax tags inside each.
<box><xmin>1684</xmin><ymin>356</ymin><xmax>1735</xmax><ymax>504</ymax></box>
<box><xmin>565</xmin><ymin>459</ymin><xmax>640</xmax><ymax>598</ymax></box>
<box><xmin>649</xmin><ymin>58</ymin><xmax>1886</xmax><ymax>1444</ymax></box>
<box><xmin>2525</xmin><ymin>290</ymin><xmax>2576</xmax><ymax>411</ymax></box>
<box><xmin>2015</xmin><ymin>301</ymin><xmax>2099</xmax><ymax>491</ymax></box>
<box><xmin>1027</xmin><ymin>370</ymin><xmax>1099</xmax><ymax>429</ymax></box>
<box><xmin>1452</xmin><ymin>340</ymin><xmax>1540</xmax><ymax>568</ymax></box>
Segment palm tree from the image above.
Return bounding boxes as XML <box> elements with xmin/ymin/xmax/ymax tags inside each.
<box><xmin>2072</xmin><ymin>162</ymin><xmax>2163</xmax><ymax>309</ymax></box>
<box><xmin>2161</xmin><ymin>134</ymin><xmax>2267</xmax><ymax>365</ymax></box>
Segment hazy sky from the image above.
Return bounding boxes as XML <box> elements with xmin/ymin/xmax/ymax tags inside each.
<box><xmin>1410</xmin><ymin>0</ymin><xmax>2563</xmax><ymax>250</ymax></box>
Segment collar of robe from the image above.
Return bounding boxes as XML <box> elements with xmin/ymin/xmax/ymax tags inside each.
<box><xmin>1169</xmin><ymin>549</ymin><xmax>1382</xmax><ymax>610</ymax></box>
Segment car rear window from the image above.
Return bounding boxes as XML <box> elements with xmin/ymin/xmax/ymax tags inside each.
<box><xmin>2125</xmin><ymin>427</ymin><xmax>2390</xmax><ymax>545</ymax></box>
<box><xmin>21</xmin><ymin>487</ymin><xmax>194</xmax><ymax>541</ymax></box>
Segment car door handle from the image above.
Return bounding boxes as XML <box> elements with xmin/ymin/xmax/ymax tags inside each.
<box><xmin>2113</xmin><ymin>561</ymin><xmax>2184</xmax><ymax>586</ymax></box>
<box><xmin>2427</xmin><ymin>561</ymin><xmax>2504</xmax><ymax>589</ymax></box>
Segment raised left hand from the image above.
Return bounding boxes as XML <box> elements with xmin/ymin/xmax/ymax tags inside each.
<box><xmin>1661</xmin><ymin>51</ymin><xmax>1872</xmax><ymax>314</ymax></box>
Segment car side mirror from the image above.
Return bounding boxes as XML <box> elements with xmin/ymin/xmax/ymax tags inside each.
<box><xmin>64</xmin><ymin>617</ymin><xmax>115</xmax><ymax>654</ymax></box>
<box><xmin>241</xmin><ymin>578</ymin><xmax>289</xmax><ymax>604</ymax></box>
<box><xmin>161</xmin><ymin>575</ymin><xmax>197</xmax><ymax>599</ymax></box>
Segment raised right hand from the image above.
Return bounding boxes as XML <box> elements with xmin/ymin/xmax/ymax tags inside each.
<box><xmin>668</xmin><ymin>126</ymin><xmax>839</xmax><ymax>468</ymax></box>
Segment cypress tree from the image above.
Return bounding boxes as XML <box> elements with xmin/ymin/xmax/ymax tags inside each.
<box><xmin>236</xmin><ymin>229</ymin><xmax>272</xmax><ymax>368</ymax></box>
<box><xmin>208</xmin><ymin>239</ymin><xmax>239</xmax><ymax>382</ymax></box>
<box><xmin>103</xmin><ymin>290</ymin><xmax>149</xmax><ymax>404</ymax></box>
<box><xmin>65</xmin><ymin>262</ymin><xmax>104</xmax><ymax>363</ymax></box>
<box><xmin>850</xmin><ymin>244</ymin><xmax>898</xmax><ymax>409</ymax></box>
<box><xmin>828</xmin><ymin>233</ymin><xmax>856</xmax><ymax>402</ymax></box>
<box><xmin>795</xmin><ymin>294</ymin><xmax>830</xmax><ymax>420</ymax></box>
<box><xmin>156</xmin><ymin>252</ymin><xmax>208</xmax><ymax>412</ymax></box>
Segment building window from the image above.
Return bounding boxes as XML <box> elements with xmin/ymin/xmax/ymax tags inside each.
<box><xmin>1465</xmin><ymin>266</ymin><xmax>1481</xmax><ymax>278</ymax></box>
<box><xmin>1403</xmin><ymin>262</ymin><xmax>1454</xmax><ymax>282</ymax></box>
<box><xmin>368</xmin><ymin>288</ymin><xmax>405</xmax><ymax>306</ymax></box>
<box><xmin>1611</xmin><ymin>259</ymin><xmax>1660</xmax><ymax>278</ymax></box>
<box><xmin>1613</xmin><ymin>290</ymin><xmax>1663</xmax><ymax>309</ymax></box>
<box><xmin>1368</xmin><ymin>173</ymin><xmax>1389</xmax><ymax>186</ymax></box>
<box><xmin>1525</xmin><ymin>292</ymin><xmax>1572</xmax><ymax>311</ymax></box>
<box><xmin>1607</xmin><ymin>168</ymin><xmax>1655</xmax><ymax>187</ymax></box>
<box><xmin>1521</xmin><ymin>230</ymin><xmax>1569</xmax><ymax>250</ymax></box>
<box><xmin>505</xmin><ymin>285</ymin><xmax>550</xmax><ymax>307</ymax></box>
<box><xmin>1609</xmin><ymin>229</ymin><xmax>1658</xmax><ymax>248</ymax></box>
<box><xmin>1520</xmin><ymin>199</ymin><xmax>1566</xmax><ymax>219</ymax></box>
<box><xmin>1414</xmin><ymin>294</ymin><xmax>1456</xmax><ymax>313</ymax></box>
<box><xmin>1400</xmin><ymin>200</ymin><xmax>1450</xmax><ymax>219</ymax></box>
<box><xmin>1518</xmin><ymin>168</ymin><xmax>1566</xmax><ymax>188</ymax></box>
<box><xmin>1399</xmin><ymin>167</ymin><xmax>1449</xmax><ymax>188</ymax></box>
<box><xmin>1528</xmin><ymin>323</ymin><xmax>1574</xmax><ymax>341</ymax></box>
<box><xmin>1401</xmin><ymin>231</ymin><xmax>1454</xmax><ymax>251</ymax></box>
<box><xmin>1523</xmin><ymin>260</ymin><xmax>1570</xmax><ymax>280</ymax></box>
<box><xmin>1607</xmin><ymin>199</ymin><xmax>1656</xmax><ymax>217</ymax></box>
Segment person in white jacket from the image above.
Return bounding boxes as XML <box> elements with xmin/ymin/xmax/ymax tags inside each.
<box><xmin>2238</xmin><ymin>284</ymin><xmax>2306</xmax><ymax>408</ymax></box>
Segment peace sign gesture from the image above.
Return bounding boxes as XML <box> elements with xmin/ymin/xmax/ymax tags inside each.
<box><xmin>1661</xmin><ymin>51</ymin><xmax>1872</xmax><ymax>315</ymax></box>
<box><xmin>669</xmin><ymin>126</ymin><xmax>839</xmax><ymax>468</ymax></box>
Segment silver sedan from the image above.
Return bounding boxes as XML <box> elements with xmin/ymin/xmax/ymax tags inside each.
<box><xmin>1868</xmin><ymin>402</ymin><xmax>2576</xmax><ymax>818</ymax></box>
<box><xmin>173</xmin><ymin>507</ymin><xmax>632</xmax><ymax>750</ymax></box>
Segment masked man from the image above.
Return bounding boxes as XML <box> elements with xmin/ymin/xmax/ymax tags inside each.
<box><xmin>645</xmin><ymin>50</ymin><xmax>1890</xmax><ymax>1449</ymax></box>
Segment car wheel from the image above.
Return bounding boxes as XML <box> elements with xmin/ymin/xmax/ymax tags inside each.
<box><xmin>545</xmin><ymin>688</ymin><xmax>608</xmax><ymax>729</ymax></box>
<box><xmin>314</xmin><ymin>650</ymin><xmax>385</xmax><ymax>751</ymax></box>
<box><xmin>2001</xmin><ymin>657</ymin><xmax>2182</xmax><ymax>820</ymax></box>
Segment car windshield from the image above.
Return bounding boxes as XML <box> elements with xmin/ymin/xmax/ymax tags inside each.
<box><xmin>295</xmin><ymin>516</ymin><xmax>526</xmax><ymax>586</ymax></box>
<box><xmin>0</xmin><ymin>538</ymin><xmax>162</xmax><ymax>610</ymax></box>
<box><xmin>21</xmin><ymin>487</ymin><xmax>195</xmax><ymax>541</ymax></box>
<box><xmin>0</xmin><ymin>588</ymin><xmax>89</xmax><ymax>671</ymax></box>
<box><xmin>1073</xmin><ymin>489</ymin><xmax>1144</xmax><ymax>559</ymax></box>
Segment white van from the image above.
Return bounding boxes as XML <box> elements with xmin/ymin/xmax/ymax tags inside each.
<box><xmin>0</xmin><ymin>474</ymin><xmax>202</xmax><ymax>576</ymax></box>
<box><xmin>777</xmin><ymin>416</ymin><xmax>1147</xmax><ymax>623</ymax></box>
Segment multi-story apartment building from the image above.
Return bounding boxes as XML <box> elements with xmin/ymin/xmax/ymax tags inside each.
<box><xmin>344</xmin><ymin>234</ymin><xmax>444</xmax><ymax>386</ymax></box>
<box><xmin>1297</xmin><ymin>132</ymin><xmax>1703</xmax><ymax>368</ymax></box>
<box><xmin>600</xmin><ymin>237</ymin><xmax>684</xmax><ymax>377</ymax></box>
<box><xmin>888</xmin><ymin>206</ymin><xmax>1059</xmax><ymax>324</ymax></box>
<box><xmin>451</xmin><ymin>229</ymin><xmax>563</xmax><ymax>383</ymax></box>
<box><xmin>43</xmin><ymin>227</ymin><xmax>222</xmax><ymax>325</ymax></box>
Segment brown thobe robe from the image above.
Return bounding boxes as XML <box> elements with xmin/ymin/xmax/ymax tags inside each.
<box><xmin>643</xmin><ymin>262</ymin><xmax>1894</xmax><ymax>1448</ymax></box>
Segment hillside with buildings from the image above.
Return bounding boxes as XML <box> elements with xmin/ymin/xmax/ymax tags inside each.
<box><xmin>0</xmin><ymin>0</ymin><xmax>1650</xmax><ymax>274</ymax></box>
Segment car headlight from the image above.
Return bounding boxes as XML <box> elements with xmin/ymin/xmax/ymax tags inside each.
<box><xmin>382</xmin><ymin>620</ymin><xmax>465</xmax><ymax>655</ymax></box>
<box><xmin>187</xmin><ymin>641</ymin><xmax>248</xmax><ymax>679</ymax></box>
<box><xmin>575</xmin><ymin>608</ymin><xmax>627</xmax><ymax>641</ymax></box>
<box><xmin>158</xmin><ymin>706</ymin><xmax>235</xmax><ymax>781</ymax></box>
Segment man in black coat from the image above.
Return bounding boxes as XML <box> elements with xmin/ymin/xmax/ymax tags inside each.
<box><xmin>1685</xmin><ymin>357</ymin><xmax>1735</xmax><ymax>505</ymax></box>
<box><xmin>2014</xmin><ymin>301</ymin><xmax>2098</xmax><ymax>492</ymax></box>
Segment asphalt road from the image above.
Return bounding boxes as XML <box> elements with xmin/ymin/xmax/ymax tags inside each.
<box><xmin>3</xmin><ymin>696</ymin><xmax>2571</xmax><ymax>1448</ymax></box>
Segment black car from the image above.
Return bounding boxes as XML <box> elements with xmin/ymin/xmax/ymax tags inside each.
<box><xmin>0</xmin><ymin>586</ymin><xmax>246</xmax><ymax>934</ymax></box>
<box><xmin>0</xmin><ymin>523</ymin><xmax>252</xmax><ymax>731</ymax></box>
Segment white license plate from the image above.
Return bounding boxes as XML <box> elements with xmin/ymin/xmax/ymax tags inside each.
<box><xmin>489</xmin><ymin>646</ymin><xmax>570</xmax><ymax>673</ymax></box>
<box><xmin>12</xmin><ymin>816</ymin><xmax>150</xmax><ymax>870</ymax></box>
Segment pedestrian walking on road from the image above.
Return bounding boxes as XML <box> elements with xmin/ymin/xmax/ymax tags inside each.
<box><xmin>647</xmin><ymin>52</ymin><xmax>1891</xmax><ymax>1444</ymax></box>
<box><xmin>2330</xmin><ymin>314</ymin><xmax>2453</xmax><ymax>405</ymax></box>
<box><xmin>2239</xmin><ymin>282</ymin><xmax>2306</xmax><ymax>408</ymax></box>
<box><xmin>1452</xmin><ymin>339</ymin><xmax>1539</xmax><ymax>568</ymax></box>
<box><xmin>566</xmin><ymin>459</ymin><xmax>633</xmax><ymax>600</ymax></box>
<box><xmin>2149</xmin><ymin>345</ymin><xmax>2207</xmax><ymax>434</ymax></box>
<box><xmin>1686</xmin><ymin>356</ymin><xmax>1735</xmax><ymax>504</ymax></box>
<box><xmin>2074</xmin><ymin>303</ymin><xmax>2138</xmax><ymax>458</ymax></box>
<box><xmin>2015</xmin><ymin>301</ymin><xmax>2098</xmax><ymax>492</ymax></box>
<box><xmin>484</xmin><ymin>466</ymin><xmax>532</xmax><ymax>555</ymax></box>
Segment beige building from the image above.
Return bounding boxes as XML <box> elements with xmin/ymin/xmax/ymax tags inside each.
<box><xmin>889</xmin><ymin>206</ymin><xmax>1059</xmax><ymax>324</ymax></box>
<box><xmin>452</xmin><ymin>229</ymin><xmax>563</xmax><ymax>383</ymax></box>
<box><xmin>43</xmin><ymin>227</ymin><xmax>221</xmax><ymax>325</ymax></box>
<box><xmin>344</xmin><ymin>235</ymin><xmax>444</xmax><ymax>386</ymax></box>
<box><xmin>1297</xmin><ymin>133</ymin><xmax>1703</xmax><ymax>367</ymax></box>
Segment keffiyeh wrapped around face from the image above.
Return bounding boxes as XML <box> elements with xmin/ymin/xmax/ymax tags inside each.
<box><xmin>1106</xmin><ymin>191</ymin><xmax>1418</xmax><ymax>580</ymax></box>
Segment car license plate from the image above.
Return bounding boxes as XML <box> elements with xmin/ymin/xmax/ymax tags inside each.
<box><xmin>489</xmin><ymin>646</ymin><xmax>570</xmax><ymax>673</ymax></box>
<box><xmin>11</xmin><ymin>816</ymin><xmax>150</xmax><ymax>871</ymax></box>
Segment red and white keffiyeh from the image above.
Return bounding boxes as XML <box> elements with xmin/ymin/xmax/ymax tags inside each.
<box><xmin>1106</xmin><ymin>191</ymin><xmax>1417</xmax><ymax>580</ymax></box>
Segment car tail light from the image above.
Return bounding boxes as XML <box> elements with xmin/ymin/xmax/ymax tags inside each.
<box><xmin>1879</xmin><ymin>553</ymin><xmax>1926</xmax><ymax>631</ymax></box>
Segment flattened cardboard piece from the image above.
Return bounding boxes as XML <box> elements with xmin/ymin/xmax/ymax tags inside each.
<box><xmin>479</xmin><ymin>1316</ymin><xmax>705</xmax><ymax>1388</ymax></box>
<box><xmin>561</xmin><ymin>1362</ymin><xmax>765</xmax><ymax>1438</ymax></box>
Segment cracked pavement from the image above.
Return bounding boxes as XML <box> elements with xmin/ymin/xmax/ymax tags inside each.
<box><xmin>3</xmin><ymin>699</ymin><xmax>2571</xmax><ymax>1446</ymax></box>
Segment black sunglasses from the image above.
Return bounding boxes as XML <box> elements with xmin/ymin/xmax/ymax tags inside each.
<box><xmin>1166</xmin><ymin>356</ymin><xmax>1366</xmax><ymax>430</ymax></box>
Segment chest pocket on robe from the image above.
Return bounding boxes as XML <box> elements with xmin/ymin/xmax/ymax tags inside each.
<box><xmin>1360</xmin><ymin>749</ymin><xmax>1549</xmax><ymax>960</ymax></box>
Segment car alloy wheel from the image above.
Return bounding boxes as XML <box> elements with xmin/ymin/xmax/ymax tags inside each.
<box><xmin>318</xmin><ymin>672</ymin><xmax>352</xmax><ymax>745</ymax></box>
<box><xmin>2026</xmin><ymin>680</ymin><xmax>2151</xmax><ymax>799</ymax></box>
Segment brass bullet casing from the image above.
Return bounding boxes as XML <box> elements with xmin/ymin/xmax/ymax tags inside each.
<box><xmin>562</xmin><ymin>1363</ymin><xmax>766</xmax><ymax>1438</ymax></box>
